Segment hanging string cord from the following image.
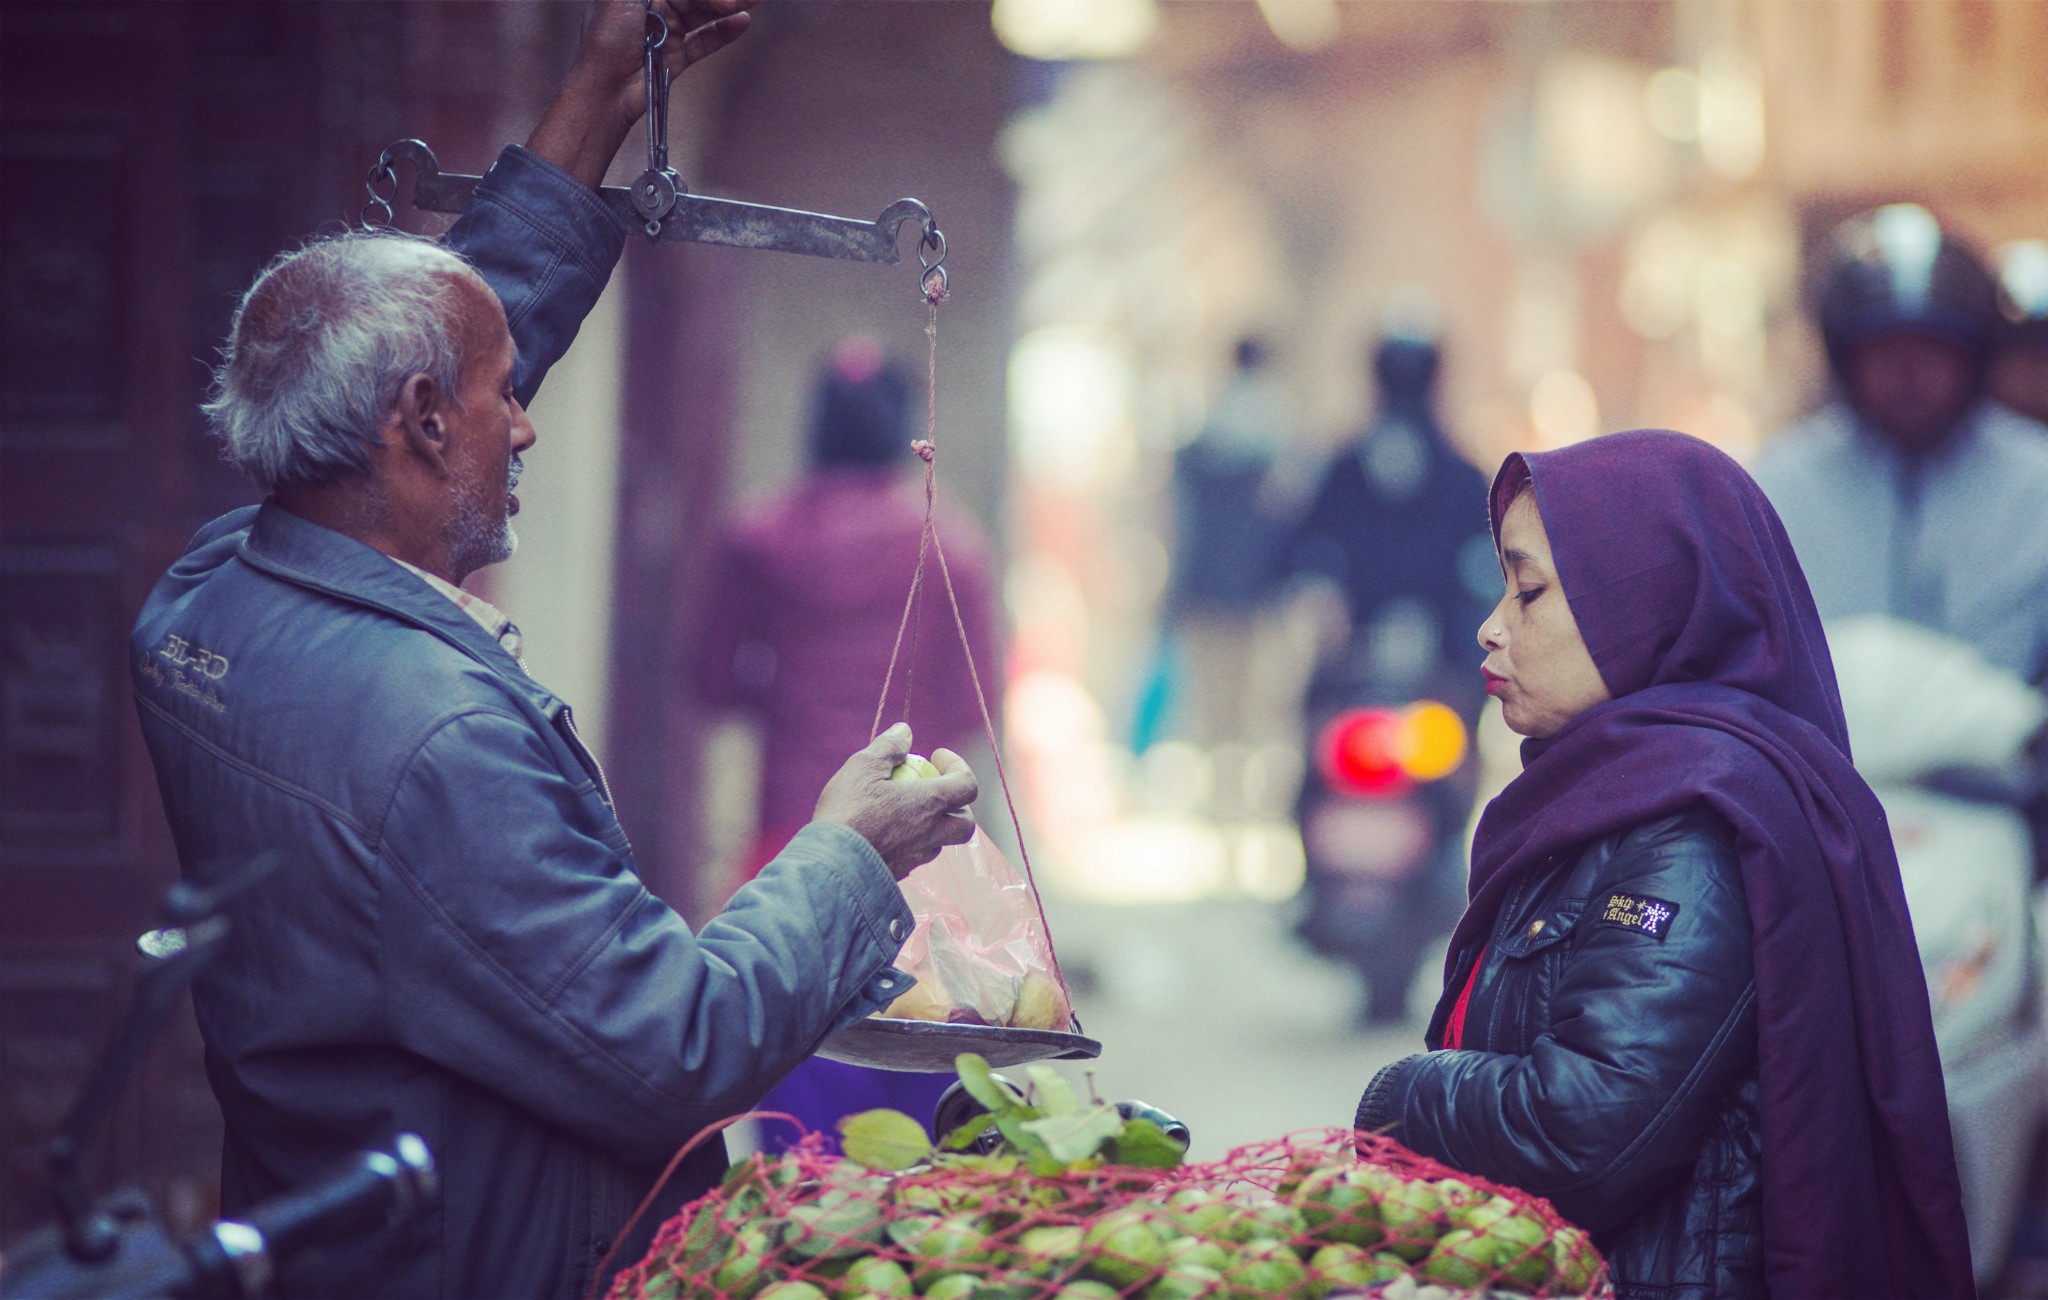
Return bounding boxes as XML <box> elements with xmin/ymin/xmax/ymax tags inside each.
<box><xmin>866</xmin><ymin>228</ymin><xmax>951</xmax><ymax>740</ymax></box>
<box><xmin>868</xmin><ymin>475</ymin><xmax>932</xmax><ymax>739</ymax></box>
<box><xmin>869</xmin><ymin>294</ymin><xmax>1066</xmax><ymax>985</ymax></box>
<box><xmin>866</xmin><ymin>280</ymin><xmax>945</xmax><ymax>744</ymax></box>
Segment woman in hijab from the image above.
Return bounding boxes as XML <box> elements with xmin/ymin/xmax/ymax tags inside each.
<box><xmin>1353</xmin><ymin>430</ymin><xmax>1972</xmax><ymax>1298</ymax></box>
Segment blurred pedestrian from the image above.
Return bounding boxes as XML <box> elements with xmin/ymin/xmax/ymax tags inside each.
<box><xmin>1358</xmin><ymin>430</ymin><xmax>1971</xmax><ymax>1297</ymax></box>
<box><xmin>1284</xmin><ymin>320</ymin><xmax>1495</xmax><ymax>714</ymax></box>
<box><xmin>1157</xmin><ymin>335</ymin><xmax>1295</xmax><ymax>812</ymax></box>
<box><xmin>695</xmin><ymin>336</ymin><xmax>1003</xmax><ymax>1145</ymax></box>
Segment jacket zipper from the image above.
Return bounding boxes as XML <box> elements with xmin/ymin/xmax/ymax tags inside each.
<box><xmin>558</xmin><ymin>705</ymin><xmax>616</xmax><ymax>808</ymax></box>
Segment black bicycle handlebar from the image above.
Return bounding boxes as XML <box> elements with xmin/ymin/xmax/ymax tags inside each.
<box><xmin>0</xmin><ymin>1136</ymin><xmax>436</xmax><ymax>1300</ymax></box>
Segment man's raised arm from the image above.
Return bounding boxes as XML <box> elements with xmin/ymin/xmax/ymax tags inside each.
<box><xmin>444</xmin><ymin>0</ymin><xmax>757</xmax><ymax>401</ymax></box>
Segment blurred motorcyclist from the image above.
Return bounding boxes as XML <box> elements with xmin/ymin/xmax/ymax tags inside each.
<box><xmin>1285</xmin><ymin>322</ymin><xmax>1497</xmax><ymax>696</ymax></box>
<box><xmin>1755</xmin><ymin>202</ymin><xmax>2048</xmax><ymax>1287</ymax></box>
<box><xmin>1278</xmin><ymin>316</ymin><xmax>1496</xmax><ymax>1026</ymax></box>
<box><xmin>1753</xmin><ymin>203</ymin><xmax>2048</xmax><ymax>685</ymax></box>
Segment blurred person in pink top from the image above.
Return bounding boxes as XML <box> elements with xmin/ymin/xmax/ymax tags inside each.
<box><xmin>695</xmin><ymin>337</ymin><xmax>1004</xmax><ymax>1143</ymax></box>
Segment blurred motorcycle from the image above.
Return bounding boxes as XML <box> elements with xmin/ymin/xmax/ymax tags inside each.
<box><xmin>1273</xmin><ymin>324</ymin><xmax>1495</xmax><ymax>1029</ymax></box>
<box><xmin>1290</xmin><ymin>602</ymin><xmax>1481</xmax><ymax>1028</ymax></box>
<box><xmin>1831</xmin><ymin>614</ymin><xmax>2048</xmax><ymax>1287</ymax></box>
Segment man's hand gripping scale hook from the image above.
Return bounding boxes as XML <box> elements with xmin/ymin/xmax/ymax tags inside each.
<box><xmin>628</xmin><ymin>8</ymin><xmax>682</xmax><ymax>239</ymax></box>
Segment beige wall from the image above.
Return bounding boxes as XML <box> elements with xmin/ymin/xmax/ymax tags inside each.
<box><xmin>498</xmin><ymin>291</ymin><xmax>625</xmax><ymax>757</ymax></box>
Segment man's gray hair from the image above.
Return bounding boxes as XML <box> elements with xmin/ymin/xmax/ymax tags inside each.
<box><xmin>203</xmin><ymin>232</ymin><xmax>478</xmax><ymax>492</ymax></box>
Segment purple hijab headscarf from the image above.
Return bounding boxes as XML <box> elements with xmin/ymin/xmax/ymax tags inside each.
<box><xmin>1458</xmin><ymin>430</ymin><xmax>1972</xmax><ymax>1297</ymax></box>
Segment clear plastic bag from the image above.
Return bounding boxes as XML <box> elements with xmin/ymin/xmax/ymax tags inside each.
<box><xmin>883</xmin><ymin>828</ymin><xmax>1071</xmax><ymax>1031</ymax></box>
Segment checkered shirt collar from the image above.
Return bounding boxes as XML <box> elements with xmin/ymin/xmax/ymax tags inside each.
<box><xmin>388</xmin><ymin>556</ymin><xmax>527</xmax><ymax>670</ymax></box>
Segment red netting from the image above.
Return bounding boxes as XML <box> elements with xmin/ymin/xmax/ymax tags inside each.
<box><xmin>607</xmin><ymin>1126</ymin><xmax>1611</xmax><ymax>1299</ymax></box>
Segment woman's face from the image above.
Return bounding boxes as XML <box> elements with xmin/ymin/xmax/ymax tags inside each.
<box><xmin>1479</xmin><ymin>491</ymin><xmax>1613</xmax><ymax>738</ymax></box>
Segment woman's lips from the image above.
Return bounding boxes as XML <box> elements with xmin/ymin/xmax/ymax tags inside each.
<box><xmin>1482</xmin><ymin>667</ymin><xmax>1507</xmax><ymax>696</ymax></box>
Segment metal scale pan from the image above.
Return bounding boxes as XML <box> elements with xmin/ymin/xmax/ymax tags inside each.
<box><xmin>817</xmin><ymin>1018</ymin><xmax>1101</xmax><ymax>1072</ymax></box>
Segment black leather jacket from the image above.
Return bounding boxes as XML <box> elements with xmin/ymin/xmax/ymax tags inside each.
<box><xmin>1357</xmin><ymin>809</ymin><xmax>1763</xmax><ymax>1299</ymax></box>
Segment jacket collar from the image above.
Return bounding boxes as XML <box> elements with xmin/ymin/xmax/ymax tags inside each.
<box><xmin>238</xmin><ymin>500</ymin><xmax>550</xmax><ymax>703</ymax></box>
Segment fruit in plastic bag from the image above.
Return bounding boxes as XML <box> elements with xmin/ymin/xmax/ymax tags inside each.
<box><xmin>1009</xmin><ymin>971</ymin><xmax>1068</xmax><ymax>1030</ymax></box>
<box><xmin>883</xmin><ymin>972</ymin><xmax>951</xmax><ymax>1023</ymax></box>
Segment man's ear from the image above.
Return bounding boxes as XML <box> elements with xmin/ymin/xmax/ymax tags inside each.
<box><xmin>393</xmin><ymin>372</ymin><xmax>454</xmax><ymax>475</ymax></box>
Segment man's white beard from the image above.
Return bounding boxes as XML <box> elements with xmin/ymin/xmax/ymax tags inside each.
<box><xmin>446</xmin><ymin>465</ymin><xmax>518</xmax><ymax>580</ymax></box>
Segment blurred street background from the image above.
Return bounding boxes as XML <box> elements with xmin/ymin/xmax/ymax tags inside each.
<box><xmin>13</xmin><ymin>1</ymin><xmax>2048</xmax><ymax>1292</ymax></box>
<box><xmin>1028</xmin><ymin>895</ymin><xmax>1430</xmax><ymax>1164</ymax></box>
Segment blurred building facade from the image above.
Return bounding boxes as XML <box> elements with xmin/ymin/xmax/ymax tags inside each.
<box><xmin>0</xmin><ymin>0</ymin><xmax>571</xmax><ymax>1241</ymax></box>
<box><xmin>996</xmin><ymin>0</ymin><xmax>2048</xmax><ymax>902</ymax></box>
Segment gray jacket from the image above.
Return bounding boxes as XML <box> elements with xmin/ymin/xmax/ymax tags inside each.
<box><xmin>1753</xmin><ymin>399</ymin><xmax>2048</xmax><ymax>684</ymax></box>
<box><xmin>130</xmin><ymin>146</ymin><xmax>915</xmax><ymax>1300</ymax></box>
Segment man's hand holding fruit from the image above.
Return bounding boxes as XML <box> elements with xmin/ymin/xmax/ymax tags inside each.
<box><xmin>813</xmin><ymin>722</ymin><xmax>978</xmax><ymax>880</ymax></box>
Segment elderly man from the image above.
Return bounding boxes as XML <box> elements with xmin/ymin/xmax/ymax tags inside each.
<box><xmin>128</xmin><ymin>4</ymin><xmax>977</xmax><ymax>1298</ymax></box>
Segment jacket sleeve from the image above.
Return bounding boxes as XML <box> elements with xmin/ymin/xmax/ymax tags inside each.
<box><xmin>373</xmin><ymin>706</ymin><xmax>913</xmax><ymax>1167</ymax></box>
<box><xmin>1358</xmin><ymin>820</ymin><xmax>1758</xmax><ymax>1232</ymax></box>
<box><xmin>441</xmin><ymin>145</ymin><xmax>627</xmax><ymax>405</ymax></box>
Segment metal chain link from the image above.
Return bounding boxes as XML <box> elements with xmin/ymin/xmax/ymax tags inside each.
<box><xmin>918</xmin><ymin>218</ymin><xmax>948</xmax><ymax>301</ymax></box>
<box><xmin>359</xmin><ymin>159</ymin><xmax>397</xmax><ymax>231</ymax></box>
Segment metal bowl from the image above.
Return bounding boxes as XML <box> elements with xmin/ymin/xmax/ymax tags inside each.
<box><xmin>815</xmin><ymin>1017</ymin><xmax>1102</xmax><ymax>1072</ymax></box>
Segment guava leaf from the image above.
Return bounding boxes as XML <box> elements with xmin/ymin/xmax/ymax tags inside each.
<box><xmin>955</xmin><ymin>1053</ymin><xmax>1022</xmax><ymax>1112</ymax></box>
<box><xmin>1019</xmin><ymin>1103</ymin><xmax>1125</xmax><ymax>1164</ymax></box>
<box><xmin>1104</xmin><ymin>1117</ymin><xmax>1188</xmax><ymax>1170</ymax></box>
<box><xmin>939</xmin><ymin>1116</ymin><xmax>992</xmax><ymax>1151</ymax></box>
<box><xmin>837</xmin><ymin>1108</ymin><xmax>932</xmax><ymax>1171</ymax></box>
<box><xmin>991</xmin><ymin>1109</ymin><xmax>1064</xmax><ymax>1174</ymax></box>
<box><xmin>1024</xmin><ymin>1064</ymin><xmax>1083</xmax><ymax>1115</ymax></box>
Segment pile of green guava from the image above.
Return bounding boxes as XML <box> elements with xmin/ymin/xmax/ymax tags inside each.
<box><xmin>614</xmin><ymin>1056</ymin><xmax>1605</xmax><ymax>1300</ymax></box>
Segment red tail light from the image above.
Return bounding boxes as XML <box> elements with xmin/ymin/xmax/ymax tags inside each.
<box><xmin>1318</xmin><ymin>708</ymin><xmax>1410</xmax><ymax>796</ymax></box>
<box><xmin>1316</xmin><ymin>701</ymin><xmax>1469</xmax><ymax>799</ymax></box>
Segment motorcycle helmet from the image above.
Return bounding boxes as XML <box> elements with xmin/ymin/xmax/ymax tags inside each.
<box><xmin>1814</xmin><ymin>203</ymin><xmax>2004</xmax><ymax>378</ymax></box>
<box><xmin>1373</xmin><ymin>332</ymin><xmax>1440</xmax><ymax>407</ymax></box>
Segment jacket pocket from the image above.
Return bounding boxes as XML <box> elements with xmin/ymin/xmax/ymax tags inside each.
<box><xmin>1487</xmin><ymin>901</ymin><xmax>1586</xmax><ymax>1052</ymax></box>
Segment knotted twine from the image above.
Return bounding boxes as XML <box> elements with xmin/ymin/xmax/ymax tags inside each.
<box><xmin>866</xmin><ymin>277</ymin><xmax>1069</xmax><ymax>1002</ymax></box>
